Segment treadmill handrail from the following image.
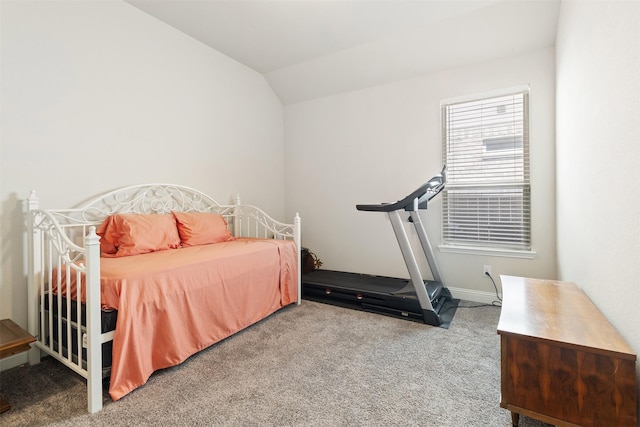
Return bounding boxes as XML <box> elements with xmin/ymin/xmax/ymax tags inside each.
<box><xmin>356</xmin><ymin>167</ymin><xmax>446</xmax><ymax>213</ymax></box>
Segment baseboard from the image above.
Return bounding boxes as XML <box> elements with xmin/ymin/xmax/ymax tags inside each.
<box><xmin>0</xmin><ymin>352</ymin><xmax>28</xmax><ymax>372</ymax></box>
<box><xmin>448</xmin><ymin>286</ymin><xmax>502</xmax><ymax>305</ymax></box>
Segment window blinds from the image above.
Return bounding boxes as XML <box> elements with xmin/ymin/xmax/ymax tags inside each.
<box><xmin>441</xmin><ymin>90</ymin><xmax>530</xmax><ymax>249</ymax></box>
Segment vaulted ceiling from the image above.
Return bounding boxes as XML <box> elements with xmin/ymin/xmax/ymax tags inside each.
<box><xmin>125</xmin><ymin>0</ymin><xmax>560</xmax><ymax>104</ymax></box>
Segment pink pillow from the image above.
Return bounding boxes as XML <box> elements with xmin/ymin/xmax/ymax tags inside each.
<box><xmin>172</xmin><ymin>211</ymin><xmax>234</xmax><ymax>247</ymax></box>
<box><xmin>97</xmin><ymin>213</ymin><xmax>181</xmax><ymax>257</ymax></box>
<box><xmin>96</xmin><ymin>217</ymin><xmax>118</xmax><ymax>255</ymax></box>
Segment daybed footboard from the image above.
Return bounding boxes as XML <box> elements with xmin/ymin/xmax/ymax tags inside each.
<box><xmin>25</xmin><ymin>184</ymin><xmax>301</xmax><ymax>413</ymax></box>
<box><xmin>25</xmin><ymin>192</ymin><xmax>104</xmax><ymax>413</ymax></box>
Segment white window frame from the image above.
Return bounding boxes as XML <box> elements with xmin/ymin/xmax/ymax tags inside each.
<box><xmin>439</xmin><ymin>86</ymin><xmax>535</xmax><ymax>258</ymax></box>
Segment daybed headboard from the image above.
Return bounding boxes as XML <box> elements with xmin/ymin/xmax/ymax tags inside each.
<box><xmin>26</xmin><ymin>184</ymin><xmax>300</xmax><ymax>247</ymax></box>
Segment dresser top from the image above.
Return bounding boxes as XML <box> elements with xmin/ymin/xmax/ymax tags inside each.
<box><xmin>497</xmin><ymin>276</ymin><xmax>636</xmax><ymax>359</ymax></box>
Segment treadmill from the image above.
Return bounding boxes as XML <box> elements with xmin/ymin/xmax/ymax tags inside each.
<box><xmin>302</xmin><ymin>166</ymin><xmax>452</xmax><ymax>326</ymax></box>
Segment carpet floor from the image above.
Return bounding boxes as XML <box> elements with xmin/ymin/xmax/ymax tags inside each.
<box><xmin>0</xmin><ymin>300</ymin><xmax>552</xmax><ymax>426</ymax></box>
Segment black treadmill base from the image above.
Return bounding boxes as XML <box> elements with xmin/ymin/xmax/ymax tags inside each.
<box><xmin>303</xmin><ymin>294</ymin><xmax>459</xmax><ymax>328</ymax></box>
<box><xmin>302</xmin><ymin>269</ymin><xmax>459</xmax><ymax>328</ymax></box>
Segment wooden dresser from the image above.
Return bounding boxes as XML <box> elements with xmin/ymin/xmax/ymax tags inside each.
<box><xmin>497</xmin><ymin>276</ymin><xmax>637</xmax><ymax>427</ymax></box>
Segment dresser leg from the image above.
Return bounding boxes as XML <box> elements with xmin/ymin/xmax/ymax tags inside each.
<box><xmin>510</xmin><ymin>411</ymin><xmax>519</xmax><ymax>426</ymax></box>
<box><xmin>0</xmin><ymin>396</ymin><xmax>10</xmax><ymax>413</ymax></box>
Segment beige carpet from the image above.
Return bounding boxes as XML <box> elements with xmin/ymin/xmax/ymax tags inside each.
<box><xmin>0</xmin><ymin>300</ymin><xmax>551</xmax><ymax>426</ymax></box>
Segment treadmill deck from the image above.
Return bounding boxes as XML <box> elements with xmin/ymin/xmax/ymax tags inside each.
<box><xmin>302</xmin><ymin>269</ymin><xmax>457</xmax><ymax>327</ymax></box>
<box><xmin>302</xmin><ymin>269</ymin><xmax>442</xmax><ymax>301</ymax></box>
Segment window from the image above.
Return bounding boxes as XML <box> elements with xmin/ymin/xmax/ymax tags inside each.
<box><xmin>441</xmin><ymin>88</ymin><xmax>530</xmax><ymax>251</ymax></box>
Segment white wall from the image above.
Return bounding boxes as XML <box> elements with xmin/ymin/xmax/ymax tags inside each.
<box><xmin>0</xmin><ymin>1</ymin><xmax>284</xmax><ymax>368</ymax></box>
<box><xmin>285</xmin><ymin>47</ymin><xmax>556</xmax><ymax>301</ymax></box>
<box><xmin>556</xmin><ymin>0</ymin><xmax>640</xmax><ymax>384</ymax></box>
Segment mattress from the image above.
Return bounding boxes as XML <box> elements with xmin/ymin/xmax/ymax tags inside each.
<box><xmin>45</xmin><ymin>295</ymin><xmax>117</xmax><ymax>371</ymax></box>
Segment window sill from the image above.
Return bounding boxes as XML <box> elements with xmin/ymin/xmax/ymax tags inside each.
<box><xmin>438</xmin><ymin>244</ymin><xmax>536</xmax><ymax>259</ymax></box>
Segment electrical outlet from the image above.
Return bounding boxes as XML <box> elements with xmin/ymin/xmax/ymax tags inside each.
<box><xmin>483</xmin><ymin>265</ymin><xmax>492</xmax><ymax>276</ymax></box>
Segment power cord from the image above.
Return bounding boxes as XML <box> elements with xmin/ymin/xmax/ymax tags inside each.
<box><xmin>485</xmin><ymin>271</ymin><xmax>502</xmax><ymax>307</ymax></box>
<box><xmin>457</xmin><ymin>271</ymin><xmax>502</xmax><ymax>309</ymax></box>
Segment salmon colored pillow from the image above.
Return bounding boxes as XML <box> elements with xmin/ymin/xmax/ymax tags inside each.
<box><xmin>97</xmin><ymin>213</ymin><xmax>181</xmax><ymax>257</ymax></box>
<box><xmin>96</xmin><ymin>217</ymin><xmax>118</xmax><ymax>255</ymax></box>
<box><xmin>172</xmin><ymin>211</ymin><xmax>234</xmax><ymax>247</ymax></box>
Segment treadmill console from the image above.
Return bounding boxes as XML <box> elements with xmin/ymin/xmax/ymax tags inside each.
<box><xmin>356</xmin><ymin>165</ymin><xmax>446</xmax><ymax>213</ymax></box>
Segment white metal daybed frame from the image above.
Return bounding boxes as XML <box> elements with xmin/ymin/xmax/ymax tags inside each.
<box><xmin>25</xmin><ymin>184</ymin><xmax>301</xmax><ymax>413</ymax></box>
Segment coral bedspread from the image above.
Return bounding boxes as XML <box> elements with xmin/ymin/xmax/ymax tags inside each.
<box><xmin>68</xmin><ymin>238</ymin><xmax>297</xmax><ymax>400</ymax></box>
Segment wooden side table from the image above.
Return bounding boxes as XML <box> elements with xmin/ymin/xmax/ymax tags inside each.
<box><xmin>0</xmin><ymin>319</ymin><xmax>36</xmax><ymax>413</ymax></box>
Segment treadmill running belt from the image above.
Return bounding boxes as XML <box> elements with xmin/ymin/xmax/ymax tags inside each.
<box><xmin>304</xmin><ymin>270</ymin><xmax>412</xmax><ymax>294</ymax></box>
